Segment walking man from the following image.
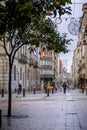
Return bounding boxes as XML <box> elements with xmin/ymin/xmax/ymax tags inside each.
<box><xmin>62</xmin><ymin>82</ymin><xmax>67</xmax><ymax>94</ymax></box>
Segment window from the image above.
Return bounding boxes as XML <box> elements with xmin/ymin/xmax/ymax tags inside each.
<box><xmin>14</xmin><ymin>65</ymin><xmax>16</xmax><ymax>80</ymax></box>
<box><xmin>27</xmin><ymin>69</ymin><xmax>30</xmax><ymax>80</ymax></box>
<box><xmin>20</xmin><ymin>67</ymin><xmax>22</xmax><ymax>80</ymax></box>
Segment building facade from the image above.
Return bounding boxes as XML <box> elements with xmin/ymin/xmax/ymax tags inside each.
<box><xmin>40</xmin><ymin>50</ymin><xmax>54</xmax><ymax>89</ymax></box>
<box><xmin>72</xmin><ymin>3</ymin><xmax>87</xmax><ymax>89</ymax></box>
<box><xmin>0</xmin><ymin>42</ymin><xmax>40</xmax><ymax>92</ymax></box>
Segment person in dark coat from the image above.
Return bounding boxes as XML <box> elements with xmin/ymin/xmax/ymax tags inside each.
<box><xmin>44</xmin><ymin>84</ymin><xmax>47</xmax><ymax>93</ymax></box>
<box><xmin>18</xmin><ymin>84</ymin><xmax>22</xmax><ymax>94</ymax></box>
<box><xmin>62</xmin><ymin>82</ymin><xmax>67</xmax><ymax>94</ymax></box>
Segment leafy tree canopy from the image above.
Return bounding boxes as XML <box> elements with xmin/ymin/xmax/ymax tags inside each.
<box><xmin>0</xmin><ymin>0</ymin><xmax>72</xmax><ymax>54</ymax></box>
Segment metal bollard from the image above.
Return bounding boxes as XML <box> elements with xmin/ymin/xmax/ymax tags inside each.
<box><xmin>0</xmin><ymin>110</ymin><xmax>2</xmax><ymax>128</ymax></box>
<box><xmin>52</xmin><ymin>89</ymin><xmax>54</xmax><ymax>94</ymax></box>
<box><xmin>33</xmin><ymin>88</ymin><xmax>36</xmax><ymax>94</ymax></box>
<box><xmin>86</xmin><ymin>87</ymin><xmax>87</xmax><ymax>96</ymax></box>
<box><xmin>23</xmin><ymin>88</ymin><xmax>25</xmax><ymax>97</ymax></box>
<box><xmin>1</xmin><ymin>88</ymin><xmax>4</xmax><ymax>97</ymax></box>
<box><xmin>82</xmin><ymin>87</ymin><xmax>84</xmax><ymax>93</ymax></box>
<box><xmin>47</xmin><ymin>89</ymin><xmax>49</xmax><ymax>96</ymax></box>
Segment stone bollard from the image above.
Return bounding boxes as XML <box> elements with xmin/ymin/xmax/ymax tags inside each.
<box><xmin>23</xmin><ymin>88</ymin><xmax>25</xmax><ymax>97</ymax></box>
<box><xmin>0</xmin><ymin>110</ymin><xmax>2</xmax><ymax>128</ymax></box>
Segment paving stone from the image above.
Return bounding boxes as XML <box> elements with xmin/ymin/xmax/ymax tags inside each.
<box><xmin>0</xmin><ymin>89</ymin><xmax>87</xmax><ymax>130</ymax></box>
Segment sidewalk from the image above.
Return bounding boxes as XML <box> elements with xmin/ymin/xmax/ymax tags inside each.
<box><xmin>0</xmin><ymin>89</ymin><xmax>87</xmax><ymax>130</ymax></box>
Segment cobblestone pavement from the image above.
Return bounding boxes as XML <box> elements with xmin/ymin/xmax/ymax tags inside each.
<box><xmin>0</xmin><ymin>89</ymin><xmax>87</xmax><ymax>130</ymax></box>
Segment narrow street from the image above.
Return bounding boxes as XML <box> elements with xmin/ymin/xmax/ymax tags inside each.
<box><xmin>0</xmin><ymin>89</ymin><xmax>87</xmax><ymax>130</ymax></box>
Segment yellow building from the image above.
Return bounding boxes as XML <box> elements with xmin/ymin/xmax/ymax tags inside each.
<box><xmin>40</xmin><ymin>50</ymin><xmax>54</xmax><ymax>89</ymax></box>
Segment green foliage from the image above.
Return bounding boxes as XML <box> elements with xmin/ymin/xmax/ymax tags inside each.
<box><xmin>0</xmin><ymin>0</ymin><xmax>32</xmax><ymax>33</ymax></box>
<box><xmin>0</xmin><ymin>0</ymin><xmax>72</xmax><ymax>54</ymax></box>
<box><xmin>31</xmin><ymin>0</ymin><xmax>72</xmax><ymax>17</ymax></box>
<box><xmin>31</xmin><ymin>18</ymin><xmax>72</xmax><ymax>53</ymax></box>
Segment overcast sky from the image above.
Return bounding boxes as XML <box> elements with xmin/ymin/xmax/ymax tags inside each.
<box><xmin>57</xmin><ymin>0</ymin><xmax>87</xmax><ymax>72</ymax></box>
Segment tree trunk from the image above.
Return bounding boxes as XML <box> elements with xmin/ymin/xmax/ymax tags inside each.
<box><xmin>8</xmin><ymin>58</ymin><xmax>12</xmax><ymax>117</ymax></box>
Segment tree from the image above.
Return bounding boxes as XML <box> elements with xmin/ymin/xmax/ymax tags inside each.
<box><xmin>0</xmin><ymin>0</ymin><xmax>72</xmax><ymax>117</ymax></box>
<box><xmin>33</xmin><ymin>18</ymin><xmax>72</xmax><ymax>52</ymax></box>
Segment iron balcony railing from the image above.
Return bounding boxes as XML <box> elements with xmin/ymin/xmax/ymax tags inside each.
<box><xmin>40</xmin><ymin>74</ymin><xmax>54</xmax><ymax>79</ymax></box>
<box><xmin>18</xmin><ymin>53</ymin><xmax>27</xmax><ymax>64</ymax></box>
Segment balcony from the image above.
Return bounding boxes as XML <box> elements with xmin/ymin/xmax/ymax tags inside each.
<box><xmin>82</xmin><ymin>39</ymin><xmax>87</xmax><ymax>45</ymax></box>
<box><xmin>41</xmin><ymin>65</ymin><xmax>52</xmax><ymax>70</ymax></box>
<box><xmin>78</xmin><ymin>63</ymin><xmax>85</xmax><ymax>73</ymax></box>
<box><xmin>33</xmin><ymin>61</ymin><xmax>38</xmax><ymax>68</ymax></box>
<box><xmin>28</xmin><ymin>58</ymin><xmax>34</xmax><ymax>66</ymax></box>
<box><xmin>18</xmin><ymin>53</ymin><xmax>27</xmax><ymax>64</ymax></box>
<box><xmin>43</xmin><ymin>56</ymin><xmax>52</xmax><ymax>61</ymax></box>
<box><xmin>40</xmin><ymin>74</ymin><xmax>54</xmax><ymax>79</ymax></box>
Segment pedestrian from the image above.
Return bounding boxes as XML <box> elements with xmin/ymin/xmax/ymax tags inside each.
<box><xmin>62</xmin><ymin>82</ymin><xmax>67</xmax><ymax>94</ymax></box>
<box><xmin>44</xmin><ymin>84</ymin><xmax>47</xmax><ymax>93</ymax></box>
<box><xmin>18</xmin><ymin>84</ymin><xmax>22</xmax><ymax>94</ymax></box>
